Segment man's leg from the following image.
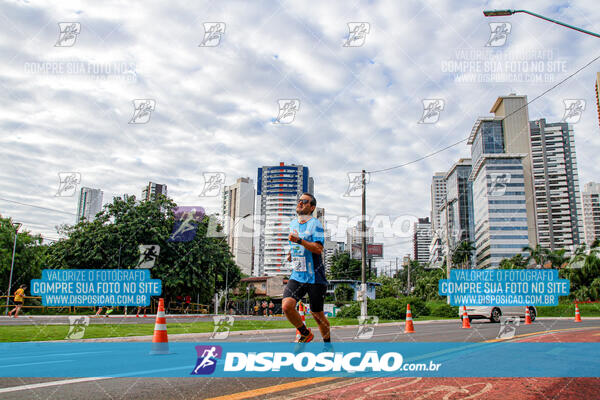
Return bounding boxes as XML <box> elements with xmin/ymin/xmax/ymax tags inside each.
<box><xmin>311</xmin><ymin>311</ymin><xmax>330</xmax><ymax>341</ymax></box>
<box><xmin>308</xmin><ymin>284</ymin><xmax>330</xmax><ymax>342</ymax></box>
<box><xmin>282</xmin><ymin>297</ymin><xmax>302</xmax><ymax>327</ymax></box>
<box><xmin>283</xmin><ymin>280</ymin><xmax>312</xmax><ymax>340</ymax></box>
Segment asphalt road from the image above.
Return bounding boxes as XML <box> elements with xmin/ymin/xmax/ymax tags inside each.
<box><xmin>0</xmin><ymin>318</ymin><xmax>598</xmax><ymax>400</ymax></box>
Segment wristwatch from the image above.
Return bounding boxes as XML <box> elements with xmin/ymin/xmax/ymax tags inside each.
<box><xmin>295</xmin><ymin>238</ymin><xmax>303</xmax><ymax>245</ymax></box>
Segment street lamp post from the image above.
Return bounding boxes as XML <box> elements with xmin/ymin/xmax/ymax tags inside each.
<box><xmin>5</xmin><ymin>222</ymin><xmax>22</xmax><ymax>315</ymax></box>
<box><xmin>483</xmin><ymin>9</ymin><xmax>600</xmax><ymax>38</ymax></box>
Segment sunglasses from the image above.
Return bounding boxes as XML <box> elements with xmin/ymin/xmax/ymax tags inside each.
<box><xmin>298</xmin><ymin>199</ymin><xmax>311</xmax><ymax>205</ymax></box>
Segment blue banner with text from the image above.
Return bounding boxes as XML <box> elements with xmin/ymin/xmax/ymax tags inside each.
<box><xmin>0</xmin><ymin>342</ymin><xmax>598</xmax><ymax>377</ymax></box>
<box><xmin>439</xmin><ymin>269</ymin><xmax>569</xmax><ymax>306</ymax></box>
<box><xmin>30</xmin><ymin>269</ymin><xmax>162</xmax><ymax>306</ymax></box>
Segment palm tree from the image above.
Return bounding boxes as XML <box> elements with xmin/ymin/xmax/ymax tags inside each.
<box><xmin>548</xmin><ymin>248</ymin><xmax>570</xmax><ymax>269</ymax></box>
<box><xmin>522</xmin><ymin>245</ymin><xmax>551</xmax><ymax>267</ymax></box>
<box><xmin>451</xmin><ymin>241</ymin><xmax>476</xmax><ymax>268</ymax></box>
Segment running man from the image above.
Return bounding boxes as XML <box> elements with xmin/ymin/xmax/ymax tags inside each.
<box><xmin>8</xmin><ymin>284</ymin><xmax>27</xmax><ymax>318</ymax></box>
<box><xmin>282</xmin><ymin>193</ymin><xmax>330</xmax><ymax>343</ymax></box>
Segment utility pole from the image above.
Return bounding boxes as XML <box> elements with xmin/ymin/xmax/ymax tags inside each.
<box><xmin>360</xmin><ymin>169</ymin><xmax>368</xmax><ymax>317</ymax></box>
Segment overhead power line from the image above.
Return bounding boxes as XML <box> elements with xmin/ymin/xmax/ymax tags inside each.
<box><xmin>368</xmin><ymin>54</ymin><xmax>600</xmax><ymax>174</ymax></box>
<box><xmin>0</xmin><ymin>197</ymin><xmax>76</xmax><ymax>216</ymax></box>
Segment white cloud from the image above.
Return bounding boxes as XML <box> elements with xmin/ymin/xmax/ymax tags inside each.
<box><xmin>1</xmin><ymin>0</ymin><xmax>600</xmax><ymax>267</ymax></box>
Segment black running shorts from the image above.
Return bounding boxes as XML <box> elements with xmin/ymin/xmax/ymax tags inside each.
<box><xmin>283</xmin><ymin>279</ymin><xmax>327</xmax><ymax>313</ymax></box>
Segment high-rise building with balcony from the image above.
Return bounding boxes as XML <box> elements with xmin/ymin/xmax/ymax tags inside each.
<box><xmin>222</xmin><ymin>177</ymin><xmax>255</xmax><ymax>276</ymax></box>
<box><xmin>468</xmin><ymin>116</ymin><xmax>530</xmax><ymax>268</ymax></box>
<box><xmin>142</xmin><ymin>182</ymin><xmax>168</xmax><ymax>201</ymax></box>
<box><xmin>255</xmin><ymin>163</ymin><xmax>313</xmax><ymax>276</ymax></box>
<box><xmin>76</xmin><ymin>187</ymin><xmax>103</xmax><ymax>223</ymax></box>
<box><xmin>489</xmin><ymin>95</ymin><xmax>537</xmax><ymax>246</ymax></box>
<box><xmin>441</xmin><ymin>158</ymin><xmax>475</xmax><ymax>266</ymax></box>
<box><xmin>413</xmin><ymin>217</ymin><xmax>432</xmax><ymax>264</ymax></box>
<box><xmin>529</xmin><ymin>119</ymin><xmax>583</xmax><ymax>250</ymax></box>
<box><xmin>582</xmin><ymin>182</ymin><xmax>600</xmax><ymax>246</ymax></box>
<box><xmin>430</xmin><ymin>173</ymin><xmax>447</xmax><ymax>233</ymax></box>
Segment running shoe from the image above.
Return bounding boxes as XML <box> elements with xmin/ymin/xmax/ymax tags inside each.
<box><xmin>295</xmin><ymin>329</ymin><xmax>314</xmax><ymax>343</ymax></box>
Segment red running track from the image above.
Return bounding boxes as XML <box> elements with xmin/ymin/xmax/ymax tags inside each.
<box><xmin>287</xmin><ymin>328</ymin><xmax>600</xmax><ymax>400</ymax></box>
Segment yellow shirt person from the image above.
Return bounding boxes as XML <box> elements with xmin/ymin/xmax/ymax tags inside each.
<box><xmin>14</xmin><ymin>288</ymin><xmax>25</xmax><ymax>302</ymax></box>
<box><xmin>9</xmin><ymin>284</ymin><xmax>27</xmax><ymax>318</ymax></box>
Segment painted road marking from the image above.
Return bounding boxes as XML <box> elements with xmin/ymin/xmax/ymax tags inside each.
<box><xmin>485</xmin><ymin>326</ymin><xmax>600</xmax><ymax>343</ymax></box>
<box><xmin>0</xmin><ymin>378</ymin><xmax>107</xmax><ymax>394</ymax></box>
<box><xmin>213</xmin><ymin>325</ymin><xmax>600</xmax><ymax>400</ymax></box>
<box><xmin>204</xmin><ymin>377</ymin><xmax>337</xmax><ymax>400</ymax></box>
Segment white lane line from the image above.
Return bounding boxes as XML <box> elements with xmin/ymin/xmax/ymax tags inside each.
<box><xmin>0</xmin><ymin>377</ymin><xmax>108</xmax><ymax>394</ymax></box>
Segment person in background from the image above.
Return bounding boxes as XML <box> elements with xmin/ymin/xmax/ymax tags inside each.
<box><xmin>268</xmin><ymin>300</ymin><xmax>274</xmax><ymax>317</ymax></box>
<box><xmin>8</xmin><ymin>284</ymin><xmax>27</xmax><ymax>318</ymax></box>
<box><xmin>184</xmin><ymin>295</ymin><xmax>191</xmax><ymax>313</ymax></box>
<box><xmin>136</xmin><ymin>306</ymin><xmax>147</xmax><ymax>318</ymax></box>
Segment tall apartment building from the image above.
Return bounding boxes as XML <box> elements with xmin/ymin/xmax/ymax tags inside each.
<box><xmin>314</xmin><ymin>207</ymin><xmax>326</xmax><ymax>228</ymax></box>
<box><xmin>529</xmin><ymin>119</ymin><xmax>583</xmax><ymax>250</ymax></box>
<box><xmin>413</xmin><ymin>217</ymin><xmax>432</xmax><ymax>264</ymax></box>
<box><xmin>489</xmin><ymin>95</ymin><xmax>537</xmax><ymax>246</ymax></box>
<box><xmin>347</xmin><ymin>221</ymin><xmax>374</xmax><ymax>260</ymax></box>
<box><xmin>255</xmin><ymin>163</ymin><xmax>313</xmax><ymax>276</ymax></box>
<box><xmin>431</xmin><ymin>173</ymin><xmax>447</xmax><ymax>233</ymax></box>
<box><xmin>222</xmin><ymin>177</ymin><xmax>255</xmax><ymax>276</ymax></box>
<box><xmin>441</xmin><ymin>158</ymin><xmax>476</xmax><ymax>268</ymax></box>
<box><xmin>142</xmin><ymin>182</ymin><xmax>168</xmax><ymax>201</ymax></box>
<box><xmin>346</xmin><ymin>221</ymin><xmax>374</xmax><ymax>246</ymax></box>
<box><xmin>323</xmin><ymin>239</ymin><xmax>338</xmax><ymax>275</ymax></box>
<box><xmin>582</xmin><ymin>182</ymin><xmax>600</xmax><ymax>246</ymax></box>
<box><xmin>76</xmin><ymin>187</ymin><xmax>103</xmax><ymax>223</ymax></box>
<box><xmin>428</xmin><ymin>173</ymin><xmax>447</xmax><ymax>265</ymax></box>
<box><xmin>468</xmin><ymin>116</ymin><xmax>529</xmax><ymax>268</ymax></box>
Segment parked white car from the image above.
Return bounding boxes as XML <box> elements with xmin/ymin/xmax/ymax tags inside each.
<box><xmin>459</xmin><ymin>306</ymin><xmax>537</xmax><ymax>323</ymax></box>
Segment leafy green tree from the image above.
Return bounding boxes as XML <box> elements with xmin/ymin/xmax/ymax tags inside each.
<box><xmin>548</xmin><ymin>248</ymin><xmax>570</xmax><ymax>269</ymax></box>
<box><xmin>394</xmin><ymin>260</ymin><xmax>444</xmax><ymax>300</ymax></box>
<box><xmin>334</xmin><ymin>284</ymin><xmax>354</xmax><ymax>301</ymax></box>
<box><xmin>412</xmin><ymin>268</ymin><xmax>445</xmax><ymax>301</ymax></box>
<box><xmin>45</xmin><ymin>195</ymin><xmax>240</xmax><ymax>304</ymax></box>
<box><xmin>563</xmin><ymin>242</ymin><xmax>600</xmax><ymax>301</ymax></box>
<box><xmin>328</xmin><ymin>252</ymin><xmax>361</xmax><ymax>280</ymax></box>
<box><xmin>499</xmin><ymin>253</ymin><xmax>529</xmax><ymax>269</ymax></box>
<box><xmin>0</xmin><ymin>216</ymin><xmax>46</xmax><ymax>298</ymax></box>
<box><xmin>451</xmin><ymin>240</ymin><xmax>475</xmax><ymax>268</ymax></box>
<box><xmin>374</xmin><ymin>275</ymin><xmax>402</xmax><ymax>298</ymax></box>
<box><xmin>523</xmin><ymin>245</ymin><xmax>550</xmax><ymax>266</ymax></box>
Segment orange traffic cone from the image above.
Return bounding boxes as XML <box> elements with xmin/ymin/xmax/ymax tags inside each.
<box><xmin>404</xmin><ymin>304</ymin><xmax>415</xmax><ymax>333</ymax></box>
<box><xmin>151</xmin><ymin>298</ymin><xmax>169</xmax><ymax>354</ymax></box>
<box><xmin>524</xmin><ymin>307</ymin><xmax>532</xmax><ymax>324</ymax></box>
<box><xmin>461</xmin><ymin>306</ymin><xmax>471</xmax><ymax>329</ymax></box>
<box><xmin>574</xmin><ymin>303</ymin><xmax>582</xmax><ymax>322</ymax></box>
<box><xmin>295</xmin><ymin>301</ymin><xmax>306</xmax><ymax>340</ymax></box>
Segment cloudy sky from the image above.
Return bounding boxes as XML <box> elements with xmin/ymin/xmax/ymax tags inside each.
<box><xmin>1</xmin><ymin>0</ymin><xmax>599</xmax><ymax>269</ymax></box>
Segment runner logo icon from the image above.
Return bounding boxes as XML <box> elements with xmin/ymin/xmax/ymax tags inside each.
<box><xmin>191</xmin><ymin>345</ymin><xmax>223</xmax><ymax>375</ymax></box>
